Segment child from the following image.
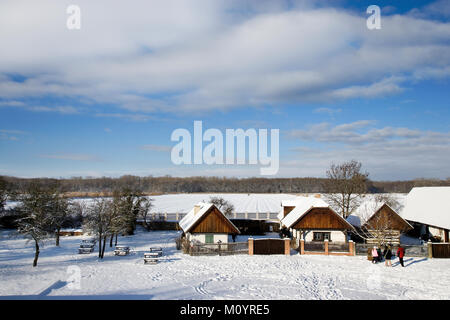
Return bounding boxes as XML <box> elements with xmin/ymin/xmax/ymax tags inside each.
<box><xmin>371</xmin><ymin>246</ymin><xmax>379</xmax><ymax>264</ymax></box>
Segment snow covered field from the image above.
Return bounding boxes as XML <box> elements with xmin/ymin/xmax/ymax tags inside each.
<box><xmin>1</xmin><ymin>228</ymin><xmax>449</xmax><ymax>300</ymax></box>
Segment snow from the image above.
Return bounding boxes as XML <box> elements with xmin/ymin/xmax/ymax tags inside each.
<box><xmin>401</xmin><ymin>187</ymin><xmax>450</xmax><ymax>230</ymax></box>
<box><xmin>146</xmin><ymin>193</ymin><xmax>298</xmax><ymax>214</ymax></box>
<box><xmin>178</xmin><ymin>202</ymin><xmax>214</xmax><ymax>233</ymax></box>
<box><xmin>1</xmin><ymin>228</ymin><xmax>449</xmax><ymax>300</ymax></box>
<box><xmin>279</xmin><ymin>197</ymin><xmax>329</xmax><ymax>228</ymax></box>
<box><xmin>347</xmin><ymin>200</ymin><xmax>412</xmax><ymax>230</ymax></box>
<box><xmin>178</xmin><ymin>202</ymin><xmax>239</xmax><ymax>234</ymax></box>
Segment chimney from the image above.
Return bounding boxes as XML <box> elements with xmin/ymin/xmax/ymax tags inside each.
<box><xmin>194</xmin><ymin>204</ymin><xmax>201</xmax><ymax>215</ymax></box>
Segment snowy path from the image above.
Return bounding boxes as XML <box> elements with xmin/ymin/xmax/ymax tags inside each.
<box><xmin>0</xmin><ymin>229</ymin><xmax>449</xmax><ymax>300</ymax></box>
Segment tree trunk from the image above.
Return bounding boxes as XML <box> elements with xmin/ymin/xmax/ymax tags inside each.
<box><xmin>101</xmin><ymin>236</ymin><xmax>107</xmax><ymax>258</ymax></box>
<box><xmin>33</xmin><ymin>240</ymin><xmax>40</xmax><ymax>267</ymax></box>
<box><xmin>115</xmin><ymin>234</ymin><xmax>118</xmax><ymax>246</ymax></box>
<box><xmin>56</xmin><ymin>227</ymin><xmax>61</xmax><ymax>246</ymax></box>
<box><xmin>109</xmin><ymin>234</ymin><xmax>113</xmax><ymax>247</ymax></box>
<box><xmin>98</xmin><ymin>234</ymin><xmax>102</xmax><ymax>258</ymax></box>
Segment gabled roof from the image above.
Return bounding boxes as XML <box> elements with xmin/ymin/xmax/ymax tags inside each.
<box><xmin>347</xmin><ymin>201</ymin><xmax>412</xmax><ymax>230</ymax></box>
<box><xmin>401</xmin><ymin>187</ymin><xmax>450</xmax><ymax>230</ymax></box>
<box><xmin>277</xmin><ymin>196</ymin><xmax>327</xmax><ymax>221</ymax></box>
<box><xmin>179</xmin><ymin>202</ymin><xmax>239</xmax><ymax>234</ymax></box>
<box><xmin>280</xmin><ymin>197</ymin><xmax>335</xmax><ymax>229</ymax></box>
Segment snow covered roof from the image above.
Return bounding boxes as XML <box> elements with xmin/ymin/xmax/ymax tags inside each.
<box><xmin>401</xmin><ymin>187</ymin><xmax>450</xmax><ymax>230</ymax></box>
<box><xmin>347</xmin><ymin>200</ymin><xmax>412</xmax><ymax>230</ymax></box>
<box><xmin>179</xmin><ymin>202</ymin><xmax>213</xmax><ymax>233</ymax></box>
<box><xmin>346</xmin><ymin>200</ymin><xmax>387</xmax><ymax>228</ymax></box>
<box><xmin>148</xmin><ymin>193</ymin><xmax>298</xmax><ymax>214</ymax></box>
<box><xmin>280</xmin><ymin>196</ymin><xmax>331</xmax><ymax>228</ymax></box>
<box><xmin>178</xmin><ymin>202</ymin><xmax>239</xmax><ymax>234</ymax></box>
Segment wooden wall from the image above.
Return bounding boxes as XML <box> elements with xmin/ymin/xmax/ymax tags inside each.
<box><xmin>191</xmin><ymin>207</ymin><xmax>239</xmax><ymax>234</ymax></box>
<box><xmin>283</xmin><ymin>206</ymin><xmax>295</xmax><ymax>218</ymax></box>
<box><xmin>292</xmin><ymin>208</ymin><xmax>351</xmax><ymax>230</ymax></box>
<box><xmin>364</xmin><ymin>204</ymin><xmax>411</xmax><ymax>232</ymax></box>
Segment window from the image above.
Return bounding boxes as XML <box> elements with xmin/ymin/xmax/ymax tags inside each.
<box><xmin>205</xmin><ymin>234</ymin><xmax>214</xmax><ymax>244</ymax></box>
<box><xmin>313</xmin><ymin>232</ymin><xmax>331</xmax><ymax>242</ymax></box>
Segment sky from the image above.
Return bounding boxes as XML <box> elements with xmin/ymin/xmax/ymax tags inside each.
<box><xmin>0</xmin><ymin>0</ymin><xmax>449</xmax><ymax>180</ymax></box>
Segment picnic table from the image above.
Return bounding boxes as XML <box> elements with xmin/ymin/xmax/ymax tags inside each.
<box><xmin>114</xmin><ymin>246</ymin><xmax>130</xmax><ymax>256</ymax></box>
<box><xmin>149</xmin><ymin>247</ymin><xmax>163</xmax><ymax>257</ymax></box>
<box><xmin>78</xmin><ymin>239</ymin><xmax>95</xmax><ymax>254</ymax></box>
<box><xmin>78</xmin><ymin>246</ymin><xmax>94</xmax><ymax>254</ymax></box>
<box><xmin>144</xmin><ymin>252</ymin><xmax>160</xmax><ymax>264</ymax></box>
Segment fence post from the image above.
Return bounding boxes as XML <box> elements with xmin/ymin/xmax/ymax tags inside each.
<box><xmin>300</xmin><ymin>239</ymin><xmax>305</xmax><ymax>255</ymax></box>
<box><xmin>324</xmin><ymin>239</ymin><xmax>329</xmax><ymax>255</ymax></box>
<box><xmin>427</xmin><ymin>241</ymin><xmax>433</xmax><ymax>259</ymax></box>
<box><xmin>284</xmin><ymin>238</ymin><xmax>290</xmax><ymax>256</ymax></box>
<box><xmin>349</xmin><ymin>240</ymin><xmax>355</xmax><ymax>256</ymax></box>
<box><xmin>248</xmin><ymin>238</ymin><xmax>254</xmax><ymax>256</ymax></box>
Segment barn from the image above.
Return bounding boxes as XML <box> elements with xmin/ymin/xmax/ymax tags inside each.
<box><xmin>347</xmin><ymin>202</ymin><xmax>412</xmax><ymax>245</ymax></box>
<box><xmin>401</xmin><ymin>187</ymin><xmax>450</xmax><ymax>243</ymax></box>
<box><xmin>279</xmin><ymin>196</ymin><xmax>354</xmax><ymax>246</ymax></box>
<box><xmin>179</xmin><ymin>202</ymin><xmax>240</xmax><ymax>244</ymax></box>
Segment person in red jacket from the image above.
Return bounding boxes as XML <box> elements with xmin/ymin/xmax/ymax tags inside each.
<box><xmin>397</xmin><ymin>246</ymin><xmax>405</xmax><ymax>267</ymax></box>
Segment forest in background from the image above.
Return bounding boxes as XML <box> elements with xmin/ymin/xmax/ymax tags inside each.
<box><xmin>2</xmin><ymin>175</ymin><xmax>450</xmax><ymax>196</ymax></box>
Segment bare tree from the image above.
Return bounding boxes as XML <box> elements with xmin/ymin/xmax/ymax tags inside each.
<box><xmin>138</xmin><ymin>197</ymin><xmax>153</xmax><ymax>231</ymax></box>
<box><xmin>0</xmin><ymin>177</ymin><xmax>9</xmax><ymax>214</ymax></box>
<box><xmin>323</xmin><ymin>160</ymin><xmax>369</xmax><ymax>218</ymax></box>
<box><xmin>84</xmin><ymin>198</ymin><xmax>116</xmax><ymax>259</ymax></box>
<box><xmin>15</xmin><ymin>183</ymin><xmax>53</xmax><ymax>267</ymax></box>
<box><xmin>209</xmin><ymin>196</ymin><xmax>234</xmax><ymax>216</ymax></box>
<box><xmin>351</xmin><ymin>194</ymin><xmax>404</xmax><ymax>247</ymax></box>
<box><xmin>47</xmin><ymin>189</ymin><xmax>71</xmax><ymax>247</ymax></box>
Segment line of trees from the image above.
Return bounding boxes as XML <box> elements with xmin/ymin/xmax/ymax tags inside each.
<box><xmin>2</xmin><ymin>175</ymin><xmax>449</xmax><ymax>196</ymax></box>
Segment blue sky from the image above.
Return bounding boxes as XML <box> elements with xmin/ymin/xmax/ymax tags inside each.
<box><xmin>0</xmin><ymin>0</ymin><xmax>449</xmax><ymax>180</ymax></box>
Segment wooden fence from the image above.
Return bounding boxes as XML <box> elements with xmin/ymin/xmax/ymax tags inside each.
<box><xmin>189</xmin><ymin>242</ymin><xmax>249</xmax><ymax>256</ymax></box>
<box><xmin>432</xmin><ymin>243</ymin><xmax>450</xmax><ymax>258</ymax></box>
<box><xmin>300</xmin><ymin>240</ymin><xmax>354</xmax><ymax>256</ymax></box>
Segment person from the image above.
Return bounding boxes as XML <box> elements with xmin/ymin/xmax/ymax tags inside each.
<box><xmin>231</xmin><ymin>233</ymin><xmax>237</xmax><ymax>243</ymax></box>
<box><xmin>376</xmin><ymin>247</ymin><xmax>383</xmax><ymax>263</ymax></box>
<box><xmin>371</xmin><ymin>246</ymin><xmax>379</xmax><ymax>264</ymax></box>
<box><xmin>383</xmin><ymin>245</ymin><xmax>393</xmax><ymax>267</ymax></box>
<box><xmin>397</xmin><ymin>246</ymin><xmax>405</xmax><ymax>267</ymax></box>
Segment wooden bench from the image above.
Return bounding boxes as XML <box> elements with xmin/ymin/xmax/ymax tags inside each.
<box><xmin>149</xmin><ymin>247</ymin><xmax>163</xmax><ymax>257</ymax></box>
<box><xmin>144</xmin><ymin>252</ymin><xmax>159</xmax><ymax>264</ymax></box>
<box><xmin>114</xmin><ymin>246</ymin><xmax>130</xmax><ymax>256</ymax></box>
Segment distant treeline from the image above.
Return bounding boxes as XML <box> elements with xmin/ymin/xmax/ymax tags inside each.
<box><xmin>2</xmin><ymin>175</ymin><xmax>450</xmax><ymax>196</ymax></box>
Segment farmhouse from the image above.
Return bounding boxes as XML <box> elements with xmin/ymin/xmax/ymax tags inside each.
<box><xmin>278</xmin><ymin>196</ymin><xmax>354</xmax><ymax>246</ymax></box>
<box><xmin>401</xmin><ymin>187</ymin><xmax>450</xmax><ymax>242</ymax></box>
<box><xmin>346</xmin><ymin>201</ymin><xmax>412</xmax><ymax>245</ymax></box>
<box><xmin>179</xmin><ymin>202</ymin><xmax>240</xmax><ymax>244</ymax></box>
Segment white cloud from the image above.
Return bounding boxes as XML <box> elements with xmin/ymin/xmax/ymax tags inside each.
<box><xmin>287</xmin><ymin>120</ymin><xmax>450</xmax><ymax>179</ymax></box>
<box><xmin>0</xmin><ymin>1</ymin><xmax>448</xmax><ymax>114</ymax></box>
